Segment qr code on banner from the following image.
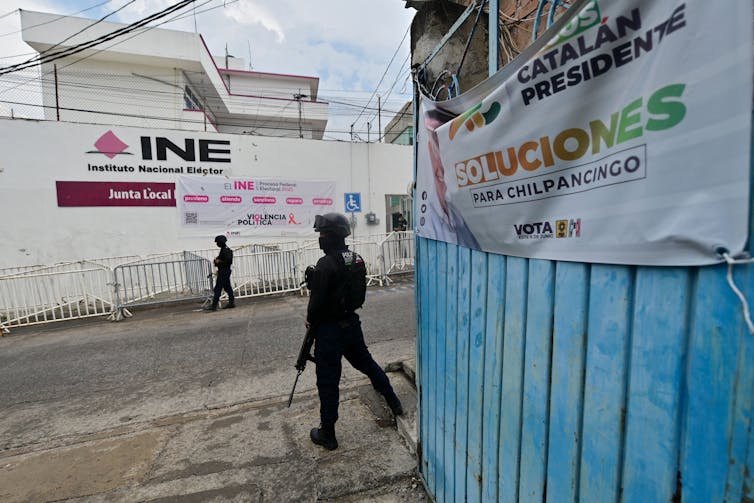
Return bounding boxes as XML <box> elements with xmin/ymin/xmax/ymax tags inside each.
<box><xmin>184</xmin><ymin>212</ymin><xmax>198</xmax><ymax>224</ymax></box>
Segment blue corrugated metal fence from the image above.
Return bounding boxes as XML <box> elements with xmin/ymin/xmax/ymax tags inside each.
<box><xmin>417</xmin><ymin>239</ymin><xmax>754</xmax><ymax>501</ymax></box>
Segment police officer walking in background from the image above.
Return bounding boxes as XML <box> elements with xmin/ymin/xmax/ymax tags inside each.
<box><xmin>206</xmin><ymin>235</ymin><xmax>235</xmax><ymax>311</ymax></box>
<box><xmin>305</xmin><ymin>213</ymin><xmax>403</xmax><ymax>451</ymax></box>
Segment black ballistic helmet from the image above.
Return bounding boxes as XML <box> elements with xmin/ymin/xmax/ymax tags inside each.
<box><xmin>313</xmin><ymin>213</ymin><xmax>351</xmax><ymax>238</ymax></box>
<box><xmin>214</xmin><ymin>235</ymin><xmax>227</xmax><ymax>244</ymax></box>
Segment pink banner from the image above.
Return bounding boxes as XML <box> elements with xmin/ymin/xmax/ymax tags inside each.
<box><xmin>56</xmin><ymin>181</ymin><xmax>176</xmax><ymax>207</ymax></box>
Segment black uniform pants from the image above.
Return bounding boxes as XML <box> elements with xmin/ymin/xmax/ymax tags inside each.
<box><xmin>212</xmin><ymin>268</ymin><xmax>234</xmax><ymax>306</ymax></box>
<box><xmin>313</xmin><ymin>314</ymin><xmax>395</xmax><ymax>425</ymax></box>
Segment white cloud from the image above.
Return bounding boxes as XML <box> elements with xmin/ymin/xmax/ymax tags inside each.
<box><xmin>223</xmin><ymin>2</ymin><xmax>284</xmax><ymax>43</ymax></box>
<box><xmin>0</xmin><ymin>0</ymin><xmax>416</xmax><ymax>138</ymax></box>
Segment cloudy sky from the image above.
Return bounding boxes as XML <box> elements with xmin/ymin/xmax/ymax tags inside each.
<box><xmin>0</xmin><ymin>0</ymin><xmax>416</xmax><ymax>140</ymax></box>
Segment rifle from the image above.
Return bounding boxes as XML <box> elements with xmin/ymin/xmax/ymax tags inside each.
<box><xmin>287</xmin><ymin>327</ymin><xmax>315</xmax><ymax>407</ymax></box>
<box><xmin>288</xmin><ymin>265</ymin><xmax>317</xmax><ymax>408</ymax></box>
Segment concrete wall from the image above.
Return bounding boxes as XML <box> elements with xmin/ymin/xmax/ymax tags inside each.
<box><xmin>227</xmin><ymin>73</ymin><xmax>314</xmax><ymax>100</ymax></box>
<box><xmin>0</xmin><ymin>118</ymin><xmax>412</xmax><ymax>268</ymax></box>
<box><xmin>384</xmin><ymin>101</ymin><xmax>413</xmax><ymax>145</ymax></box>
<box><xmin>410</xmin><ymin>1</ymin><xmax>490</xmax><ymax>99</ymax></box>
<box><xmin>40</xmin><ymin>60</ymin><xmax>193</xmax><ymax>130</ymax></box>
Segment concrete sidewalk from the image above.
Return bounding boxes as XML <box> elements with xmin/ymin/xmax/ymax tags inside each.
<box><xmin>0</xmin><ymin>301</ymin><xmax>426</xmax><ymax>502</ymax></box>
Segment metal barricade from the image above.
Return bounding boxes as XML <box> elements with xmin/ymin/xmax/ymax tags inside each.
<box><xmin>348</xmin><ymin>236</ymin><xmax>385</xmax><ymax>286</ymax></box>
<box><xmin>0</xmin><ymin>263</ymin><xmax>114</xmax><ymax>333</ymax></box>
<box><xmin>377</xmin><ymin>231</ymin><xmax>415</xmax><ymax>285</ymax></box>
<box><xmin>110</xmin><ymin>252</ymin><xmax>213</xmax><ymax>321</ymax></box>
<box><xmin>231</xmin><ymin>248</ymin><xmax>301</xmax><ymax>298</ymax></box>
<box><xmin>0</xmin><ymin>264</ymin><xmax>47</xmax><ymax>278</ymax></box>
<box><xmin>295</xmin><ymin>238</ymin><xmax>385</xmax><ymax>287</ymax></box>
<box><xmin>1</xmin><ymin>234</ymin><xmax>415</xmax><ymax>331</ymax></box>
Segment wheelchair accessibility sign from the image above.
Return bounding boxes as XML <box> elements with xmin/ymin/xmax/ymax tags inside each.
<box><xmin>344</xmin><ymin>193</ymin><xmax>361</xmax><ymax>213</ymax></box>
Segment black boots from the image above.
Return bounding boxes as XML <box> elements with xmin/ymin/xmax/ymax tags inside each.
<box><xmin>310</xmin><ymin>423</ymin><xmax>338</xmax><ymax>450</ymax></box>
<box><xmin>204</xmin><ymin>302</ymin><xmax>233</xmax><ymax>311</ymax></box>
<box><xmin>385</xmin><ymin>393</ymin><xmax>403</xmax><ymax>416</ymax></box>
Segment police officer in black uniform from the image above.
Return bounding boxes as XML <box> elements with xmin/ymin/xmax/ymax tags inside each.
<box><xmin>306</xmin><ymin>213</ymin><xmax>403</xmax><ymax>450</ymax></box>
<box><xmin>206</xmin><ymin>235</ymin><xmax>235</xmax><ymax>311</ymax></box>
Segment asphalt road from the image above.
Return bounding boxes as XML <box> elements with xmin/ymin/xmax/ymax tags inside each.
<box><xmin>0</xmin><ymin>278</ymin><xmax>424</xmax><ymax>502</ymax></box>
<box><xmin>0</xmin><ymin>279</ymin><xmax>416</xmax><ymax>410</ymax></box>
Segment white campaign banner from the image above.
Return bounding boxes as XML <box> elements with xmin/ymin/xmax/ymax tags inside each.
<box><xmin>177</xmin><ymin>175</ymin><xmax>336</xmax><ymax>236</ymax></box>
<box><xmin>415</xmin><ymin>0</ymin><xmax>752</xmax><ymax>265</ymax></box>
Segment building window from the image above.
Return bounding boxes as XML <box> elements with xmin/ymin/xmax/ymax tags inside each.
<box><xmin>386</xmin><ymin>194</ymin><xmax>412</xmax><ymax>232</ymax></box>
<box><xmin>184</xmin><ymin>86</ymin><xmax>203</xmax><ymax>110</ymax></box>
<box><xmin>392</xmin><ymin>126</ymin><xmax>413</xmax><ymax>146</ymax></box>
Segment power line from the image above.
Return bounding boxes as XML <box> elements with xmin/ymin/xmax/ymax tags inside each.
<box><xmin>350</xmin><ymin>24</ymin><xmax>410</xmax><ymax>130</ymax></box>
<box><xmin>0</xmin><ymin>1</ymin><xmax>414</xmax><ymax>140</ymax></box>
<box><xmin>0</xmin><ymin>0</ymin><xmax>221</xmax><ymax>95</ymax></box>
<box><xmin>0</xmin><ymin>0</ymin><xmax>214</xmax><ymax>98</ymax></box>
<box><xmin>0</xmin><ymin>0</ymin><xmax>114</xmax><ymax>38</ymax></box>
<box><xmin>364</xmin><ymin>53</ymin><xmax>411</xmax><ymax>125</ymax></box>
<box><xmin>0</xmin><ymin>69</ymin><xmax>412</xmax><ymax>116</ymax></box>
<box><xmin>30</xmin><ymin>0</ymin><xmax>137</xmax><ymax>63</ymax></box>
<box><xmin>0</xmin><ymin>97</ymin><xmax>393</xmax><ymax>137</ymax></box>
<box><xmin>0</xmin><ymin>0</ymin><xmax>197</xmax><ymax>76</ymax></box>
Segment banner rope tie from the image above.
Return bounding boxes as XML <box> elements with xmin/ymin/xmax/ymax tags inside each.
<box><xmin>720</xmin><ymin>251</ymin><xmax>754</xmax><ymax>334</ymax></box>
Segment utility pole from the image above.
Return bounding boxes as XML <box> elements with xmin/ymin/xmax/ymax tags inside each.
<box><xmin>294</xmin><ymin>90</ymin><xmax>305</xmax><ymax>138</ymax></box>
<box><xmin>377</xmin><ymin>95</ymin><xmax>382</xmax><ymax>143</ymax></box>
<box><xmin>53</xmin><ymin>64</ymin><xmax>60</xmax><ymax>121</ymax></box>
<box><xmin>350</xmin><ymin>123</ymin><xmax>354</xmax><ymax>142</ymax></box>
<box><xmin>367</xmin><ymin>121</ymin><xmax>371</xmax><ymax>143</ymax></box>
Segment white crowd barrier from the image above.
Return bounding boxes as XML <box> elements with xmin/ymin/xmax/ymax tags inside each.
<box><xmin>110</xmin><ymin>252</ymin><xmax>214</xmax><ymax>321</ymax></box>
<box><xmin>377</xmin><ymin>231</ymin><xmax>415</xmax><ymax>284</ymax></box>
<box><xmin>0</xmin><ymin>263</ymin><xmax>115</xmax><ymax>333</ymax></box>
<box><xmin>0</xmin><ymin>232</ymin><xmax>415</xmax><ymax>333</ymax></box>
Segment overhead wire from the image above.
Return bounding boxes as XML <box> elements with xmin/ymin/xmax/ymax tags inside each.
<box><xmin>29</xmin><ymin>0</ymin><xmax>137</xmax><ymax>63</ymax></box>
<box><xmin>0</xmin><ymin>69</ymin><xmax>412</xmax><ymax>118</ymax></box>
<box><xmin>0</xmin><ymin>69</ymin><xmax>410</xmax><ymax>134</ymax></box>
<box><xmin>0</xmin><ymin>0</ymin><xmax>413</xmax><ymax>140</ymax></box>
<box><xmin>363</xmin><ymin>52</ymin><xmax>412</xmax><ymax>126</ymax></box>
<box><xmin>0</xmin><ymin>97</ymin><xmax>382</xmax><ymax>136</ymax></box>
<box><xmin>0</xmin><ymin>0</ymin><xmax>198</xmax><ymax>75</ymax></box>
<box><xmin>350</xmin><ymin>23</ymin><xmax>410</xmax><ymax>131</ymax></box>
<box><xmin>377</xmin><ymin>102</ymin><xmax>412</xmax><ymax>142</ymax></box>
<box><xmin>0</xmin><ymin>0</ymin><xmax>216</xmax><ymax>97</ymax></box>
<box><xmin>0</xmin><ymin>0</ymin><xmax>114</xmax><ymax>38</ymax></box>
<box><xmin>34</xmin><ymin>0</ymin><xmax>221</xmax><ymax>76</ymax></box>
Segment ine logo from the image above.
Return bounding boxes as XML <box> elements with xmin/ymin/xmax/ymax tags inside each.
<box><xmin>86</xmin><ymin>131</ymin><xmax>232</xmax><ymax>162</ymax></box>
<box><xmin>87</xmin><ymin>130</ymin><xmax>132</xmax><ymax>159</ymax></box>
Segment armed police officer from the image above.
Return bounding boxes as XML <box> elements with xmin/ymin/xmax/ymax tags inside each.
<box><xmin>206</xmin><ymin>235</ymin><xmax>235</xmax><ymax>311</ymax></box>
<box><xmin>305</xmin><ymin>213</ymin><xmax>403</xmax><ymax>450</ymax></box>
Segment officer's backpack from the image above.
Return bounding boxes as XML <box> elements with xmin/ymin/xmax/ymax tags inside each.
<box><xmin>338</xmin><ymin>250</ymin><xmax>367</xmax><ymax>312</ymax></box>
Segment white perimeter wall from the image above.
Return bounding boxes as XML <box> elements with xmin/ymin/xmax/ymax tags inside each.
<box><xmin>0</xmin><ymin>118</ymin><xmax>413</xmax><ymax>268</ymax></box>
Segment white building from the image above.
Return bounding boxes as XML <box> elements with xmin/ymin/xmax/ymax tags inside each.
<box><xmin>0</xmin><ymin>118</ymin><xmax>413</xmax><ymax>267</ymax></box>
<box><xmin>19</xmin><ymin>10</ymin><xmax>329</xmax><ymax>138</ymax></box>
<box><xmin>0</xmin><ymin>11</ymin><xmax>413</xmax><ymax>268</ymax></box>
